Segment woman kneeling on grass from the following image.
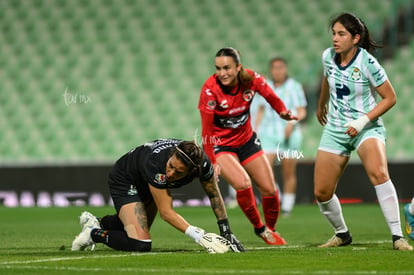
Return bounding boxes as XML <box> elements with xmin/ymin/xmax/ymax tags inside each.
<box><xmin>71</xmin><ymin>138</ymin><xmax>244</xmax><ymax>253</ymax></box>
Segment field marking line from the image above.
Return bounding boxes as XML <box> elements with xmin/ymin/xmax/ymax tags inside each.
<box><xmin>1</xmin><ymin>265</ymin><xmax>414</xmax><ymax>275</ymax></box>
<box><xmin>0</xmin><ymin>239</ymin><xmax>393</xmax><ymax>266</ymax></box>
<box><xmin>0</xmin><ymin>252</ymin><xmax>173</xmax><ymax>265</ymax></box>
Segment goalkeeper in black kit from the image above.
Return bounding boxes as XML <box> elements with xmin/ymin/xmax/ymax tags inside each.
<box><xmin>71</xmin><ymin>139</ymin><xmax>244</xmax><ymax>253</ymax></box>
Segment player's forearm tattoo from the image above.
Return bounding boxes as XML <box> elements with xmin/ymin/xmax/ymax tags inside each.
<box><xmin>202</xmin><ymin>177</ymin><xmax>228</xmax><ymax>220</ymax></box>
<box><xmin>134</xmin><ymin>202</ymin><xmax>148</xmax><ymax>231</ymax></box>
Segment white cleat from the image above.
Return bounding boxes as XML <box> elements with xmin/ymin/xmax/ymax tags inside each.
<box><xmin>71</xmin><ymin>211</ymin><xmax>101</xmax><ymax>251</ymax></box>
<box><xmin>318</xmin><ymin>232</ymin><xmax>352</xmax><ymax>248</ymax></box>
<box><xmin>393</xmin><ymin>238</ymin><xmax>413</xmax><ymax>251</ymax></box>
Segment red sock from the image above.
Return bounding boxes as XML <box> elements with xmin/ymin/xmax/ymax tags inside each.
<box><xmin>262</xmin><ymin>192</ymin><xmax>280</xmax><ymax>231</ymax></box>
<box><xmin>236</xmin><ymin>187</ymin><xmax>264</xmax><ymax>229</ymax></box>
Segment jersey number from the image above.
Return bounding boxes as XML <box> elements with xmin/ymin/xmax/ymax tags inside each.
<box><xmin>335</xmin><ymin>83</ymin><xmax>350</xmax><ymax>100</ymax></box>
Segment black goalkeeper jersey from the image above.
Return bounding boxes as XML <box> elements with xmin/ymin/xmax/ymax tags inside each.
<box><xmin>109</xmin><ymin>139</ymin><xmax>214</xmax><ymax>201</ymax></box>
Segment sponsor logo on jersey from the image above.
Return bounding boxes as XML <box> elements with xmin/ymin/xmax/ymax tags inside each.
<box><xmin>219</xmin><ymin>100</ymin><xmax>229</xmax><ymax>109</ymax></box>
<box><xmin>207</xmin><ymin>100</ymin><xmax>217</xmax><ymax>110</ymax></box>
<box><xmin>228</xmin><ymin>106</ymin><xmax>246</xmax><ymax>115</ymax></box>
<box><xmin>215</xmin><ymin>113</ymin><xmax>249</xmax><ymax>128</ymax></box>
<box><xmin>128</xmin><ymin>185</ymin><xmax>138</xmax><ymax>196</ymax></box>
<box><xmin>243</xmin><ymin>90</ymin><xmax>255</xmax><ymax>102</ymax></box>
<box><xmin>154</xmin><ymin>173</ymin><xmax>167</xmax><ymax>184</ymax></box>
<box><xmin>351</xmin><ymin>67</ymin><xmax>361</xmax><ymax>81</ymax></box>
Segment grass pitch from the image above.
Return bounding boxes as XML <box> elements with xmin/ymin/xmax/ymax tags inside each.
<box><xmin>0</xmin><ymin>204</ymin><xmax>413</xmax><ymax>274</ymax></box>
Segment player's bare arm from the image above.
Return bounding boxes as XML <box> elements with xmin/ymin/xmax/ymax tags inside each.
<box><xmin>201</xmin><ymin>176</ymin><xmax>228</xmax><ymax>221</ymax></box>
<box><xmin>317</xmin><ymin>76</ymin><xmax>330</xmax><ymax>126</ymax></box>
<box><xmin>201</xmin><ymin>174</ymin><xmax>245</xmax><ymax>252</ymax></box>
<box><xmin>149</xmin><ymin>184</ymin><xmax>189</xmax><ymax>232</ymax></box>
<box><xmin>367</xmin><ymin>80</ymin><xmax>396</xmax><ymax>121</ymax></box>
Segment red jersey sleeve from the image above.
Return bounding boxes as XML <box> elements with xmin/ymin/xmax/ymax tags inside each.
<box><xmin>198</xmin><ymin>82</ymin><xmax>217</xmax><ymax>164</ymax></box>
<box><xmin>254</xmin><ymin>73</ymin><xmax>288</xmax><ymax>114</ymax></box>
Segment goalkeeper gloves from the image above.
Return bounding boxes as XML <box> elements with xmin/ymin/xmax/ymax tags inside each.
<box><xmin>185</xmin><ymin>225</ymin><xmax>230</xmax><ymax>254</ymax></box>
<box><xmin>218</xmin><ymin>219</ymin><xmax>245</xmax><ymax>252</ymax></box>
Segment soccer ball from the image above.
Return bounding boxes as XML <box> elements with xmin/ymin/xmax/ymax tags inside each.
<box><xmin>199</xmin><ymin>233</ymin><xmax>231</xmax><ymax>254</ymax></box>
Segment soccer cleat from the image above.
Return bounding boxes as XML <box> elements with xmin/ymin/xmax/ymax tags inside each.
<box><xmin>403</xmin><ymin>204</ymin><xmax>414</xmax><ymax>240</ymax></box>
<box><xmin>71</xmin><ymin>211</ymin><xmax>101</xmax><ymax>251</ymax></box>
<box><xmin>318</xmin><ymin>232</ymin><xmax>352</xmax><ymax>248</ymax></box>
<box><xmin>393</xmin><ymin>237</ymin><xmax>413</xmax><ymax>251</ymax></box>
<box><xmin>256</xmin><ymin>227</ymin><xmax>287</xmax><ymax>245</ymax></box>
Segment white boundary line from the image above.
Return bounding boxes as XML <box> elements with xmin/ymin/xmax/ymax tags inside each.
<box><xmin>0</xmin><ymin>240</ymin><xmax>394</xmax><ymax>268</ymax></box>
<box><xmin>1</xmin><ymin>265</ymin><xmax>413</xmax><ymax>275</ymax></box>
<box><xmin>0</xmin><ymin>252</ymin><xmax>173</xmax><ymax>265</ymax></box>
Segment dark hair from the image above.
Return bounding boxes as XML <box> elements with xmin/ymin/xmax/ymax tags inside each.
<box><xmin>215</xmin><ymin>47</ymin><xmax>254</xmax><ymax>84</ymax></box>
<box><xmin>269</xmin><ymin>57</ymin><xmax>287</xmax><ymax>68</ymax></box>
<box><xmin>172</xmin><ymin>141</ymin><xmax>204</xmax><ymax>177</ymax></box>
<box><xmin>330</xmin><ymin>12</ymin><xmax>380</xmax><ymax>53</ymax></box>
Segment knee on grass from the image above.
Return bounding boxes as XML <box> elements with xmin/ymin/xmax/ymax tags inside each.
<box><xmin>127</xmin><ymin>238</ymin><xmax>152</xmax><ymax>252</ymax></box>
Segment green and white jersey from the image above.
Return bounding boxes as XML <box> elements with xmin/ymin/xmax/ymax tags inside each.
<box><xmin>323</xmin><ymin>47</ymin><xmax>387</xmax><ymax>131</ymax></box>
<box><xmin>251</xmin><ymin>78</ymin><xmax>307</xmax><ymax>137</ymax></box>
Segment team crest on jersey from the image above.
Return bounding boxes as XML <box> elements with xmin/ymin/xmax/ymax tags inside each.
<box><xmin>351</xmin><ymin>67</ymin><xmax>361</xmax><ymax>81</ymax></box>
<box><xmin>243</xmin><ymin>90</ymin><xmax>255</xmax><ymax>102</ymax></box>
<box><xmin>154</xmin><ymin>173</ymin><xmax>167</xmax><ymax>184</ymax></box>
<box><xmin>207</xmin><ymin>100</ymin><xmax>217</xmax><ymax>110</ymax></box>
<box><xmin>128</xmin><ymin>185</ymin><xmax>138</xmax><ymax>196</ymax></box>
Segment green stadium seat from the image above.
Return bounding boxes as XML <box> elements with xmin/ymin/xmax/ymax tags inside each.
<box><xmin>0</xmin><ymin>0</ymin><xmax>412</xmax><ymax>163</ymax></box>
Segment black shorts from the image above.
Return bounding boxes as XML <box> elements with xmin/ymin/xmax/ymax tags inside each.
<box><xmin>108</xmin><ymin>156</ymin><xmax>153</xmax><ymax>213</ymax></box>
<box><xmin>214</xmin><ymin>132</ymin><xmax>264</xmax><ymax>165</ymax></box>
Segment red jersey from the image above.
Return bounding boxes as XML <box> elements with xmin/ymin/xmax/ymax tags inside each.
<box><xmin>198</xmin><ymin>69</ymin><xmax>287</xmax><ymax>163</ymax></box>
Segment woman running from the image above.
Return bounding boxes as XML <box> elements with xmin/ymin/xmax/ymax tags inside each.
<box><xmin>315</xmin><ymin>12</ymin><xmax>412</xmax><ymax>250</ymax></box>
<box><xmin>71</xmin><ymin>139</ymin><xmax>244</xmax><ymax>252</ymax></box>
<box><xmin>198</xmin><ymin>47</ymin><xmax>297</xmax><ymax>245</ymax></box>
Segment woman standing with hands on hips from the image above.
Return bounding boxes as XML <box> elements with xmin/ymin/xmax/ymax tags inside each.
<box><xmin>198</xmin><ymin>47</ymin><xmax>297</xmax><ymax>245</ymax></box>
<box><xmin>315</xmin><ymin>13</ymin><xmax>412</xmax><ymax>250</ymax></box>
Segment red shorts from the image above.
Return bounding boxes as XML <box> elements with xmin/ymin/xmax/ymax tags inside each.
<box><xmin>214</xmin><ymin>132</ymin><xmax>264</xmax><ymax>165</ymax></box>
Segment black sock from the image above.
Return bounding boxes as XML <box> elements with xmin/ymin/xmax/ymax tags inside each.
<box><xmin>254</xmin><ymin>226</ymin><xmax>266</xmax><ymax>235</ymax></box>
<box><xmin>91</xmin><ymin>229</ymin><xmax>151</xmax><ymax>252</ymax></box>
<box><xmin>392</xmin><ymin>235</ymin><xmax>403</xmax><ymax>242</ymax></box>
<box><xmin>100</xmin><ymin>214</ymin><xmax>124</xmax><ymax>230</ymax></box>
<box><xmin>336</xmin><ymin>231</ymin><xmax>351</xmax><ymax>240</ymax></box>
<box><xmin>91</xmin><ymin>228</ymin><xmax>110</xmax><ymax>243</ymax></box>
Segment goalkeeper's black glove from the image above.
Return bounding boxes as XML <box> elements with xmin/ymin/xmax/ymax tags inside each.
<box><xmin>218</xmin><ymin>219</ymin><xmax>245</xmax><ymax>252</ymax></box>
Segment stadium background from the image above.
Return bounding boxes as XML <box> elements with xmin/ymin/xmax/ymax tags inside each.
<box><xmin>1</xmin><ymin>0</ymin><xmax>413</xmax><ymax>207</ymax></box>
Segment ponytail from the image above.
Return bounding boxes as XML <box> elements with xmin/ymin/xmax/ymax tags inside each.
<box><xmin>238</xmin><ymin>67</ymin><xmax>254</xmax><ymax>84</ymax></box>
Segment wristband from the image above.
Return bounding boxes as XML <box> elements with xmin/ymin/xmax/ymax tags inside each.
<box><xmin>185</xmin><ymin>225</ymin><xmax>205</xmax><ymax>243</ymax></box>
<box><xmin>344</xmin><ymin>115</ymin><xmax>370</xmax><ymax>132</ymax></box>
<box><xmin>217</xmin><ymin>219</ymin><xmax>231</xmax><ymax>235</ymax></box>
